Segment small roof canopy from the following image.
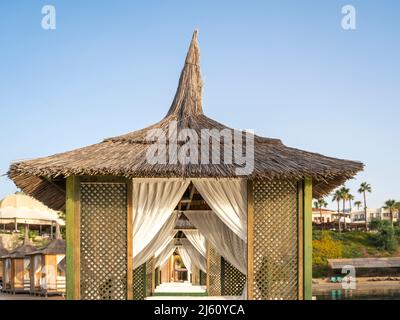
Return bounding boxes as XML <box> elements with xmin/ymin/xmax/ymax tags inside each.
<box><xmin>0</xmin><ymin>193</ymin><xmax>64</xmax><ymax>226</ymax></box>
<box><xmin>3</xmin><ymin>235</ymin><xmax>37</xmax><ymax>259</ymax></box>
<box><xmin>28</xmin><ymin>225</ymin><xmax>65</xmax><ymax>256</ymax></box>
<box><xmin>8</xmin><ymin>30</ymin><xmax>363</xmax><ymax>211</ymax></box>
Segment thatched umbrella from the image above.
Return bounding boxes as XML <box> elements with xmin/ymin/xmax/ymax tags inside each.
<box><xmin>7</xmin><ymin>30</ymin><xmax>363</xmax><ymax>211</ymax></box>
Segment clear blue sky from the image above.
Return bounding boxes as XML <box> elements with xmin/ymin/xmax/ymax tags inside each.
<box><xmin>0</xmin><ymin>1</ymin><xmax>399</xmax><ymax>209</ymax></box>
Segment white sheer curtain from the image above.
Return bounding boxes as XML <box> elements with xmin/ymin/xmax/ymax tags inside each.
<box><xmin>155</xmin><ymin>240</ymin><xmax>176</xmax><ymax>269</ymax></box>
<box><xmin>133</xmin><ymin>212</ymin><xmax>179</xmax><ymax>269</ymax></box>
<box><xmin>183</xmin><ymin>230</ymin><xmax>206</xmax><ymax>257</ymax></box>
<box><xmin>178</xmin><ymin>246</ymin><xmax>192</xmax><ymax>274</ymax></box>
<box><xmin>185</xmin><ymin>211</ymin><xmax>246</xmax><ymax>274</ymax></box>
<box><xmin>132</xmin><ymin>179</ymin><xmax>190</xmax><ymax>257</ymax></box>
<box><xmin>181</xmin><ymin>239</ymin><xmax>207</xmax><ymax>273</ymax></box>
<box><xmin>193</xmin><ymin>179</ymin><xmax>247</xmax><ymax>241</ymax></box>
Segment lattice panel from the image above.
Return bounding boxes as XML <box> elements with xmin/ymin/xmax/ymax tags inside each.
<box><xmin>145</xmin><ymin>258</ymin><xmax>153</xmax><ymax>297</ymax></box>
<box><xmin>221</xmin><ymin>257</ymin><xmax>246</xmax><ymax>296</ymax></box>
<box><xmin>133</xmin><ymin>263</ymin><xmax>146</xmax><ymax>300</ymax></box>
<box><xmin>252</xmin><ymin>180</ymin><xmax>298</xmax><ymax>300</ymax></box>
<box><xmin>80</xmin><ymin>182</ymin><xmax>128</xmax><ymax>300</ymax></box>
<box><xmin>207</xmin><ymin>246</ymin><xmax>221</xmax><ymax>296</ymax></box>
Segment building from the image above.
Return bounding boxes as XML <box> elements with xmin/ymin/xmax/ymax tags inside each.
<box><xmin>349</xmin><ymin>208</ymin><xmax>399</xmax><ymax>224</ymax></box>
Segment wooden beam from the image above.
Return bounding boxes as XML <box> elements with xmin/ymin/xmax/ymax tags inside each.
<box><xmin>66</xmin><ymin>175</ymin><xmax>80</xmax><ymax>300</ymax></box>
<box><xmin>247</xmin><ymin>180</ymin><xmax>254</xmax><ymax>300</ymax></box>
<box><xmin>303</xmin><ymin>177</ymin><xmax>313</xmax><ymax>300</ymax></box>
<box><xmin>297</xmin><ymin>181</ymin><xmax>304</xmax><ymax>300</ymax></box>
<box><xmin>186</xmin><ymin>184</ymin><xmax>196</xmax><ymax>210</ymax></box>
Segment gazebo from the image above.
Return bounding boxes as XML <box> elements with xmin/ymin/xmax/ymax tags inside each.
<box><xmin>28</xmin><ymin>226</ymin><xmax>66</xmax><ymax>296</ymax></box>
<box><xmin>0</xmin><ymin>244</ymin><xmax>9</xmax><ymax>288</ymax></box>
<box><xmin>8</xmin><ymin>30</ymin><xmax>363</xmax><ymax>300</ymax></box>
<box><xmin>1</xmin><ymin>232</ymin><xmax>37</xmax><ymax>294</ymax></box>
<box><xmin>0</xmin><ymin>193</ymin><xmax>65</xmax><ymax>236</ymax></box>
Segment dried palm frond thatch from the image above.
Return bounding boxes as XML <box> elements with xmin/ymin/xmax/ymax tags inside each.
<box><xmin>8</xmin><ymin>30</ymin><xmax>363</xmax><ymax>211</ymax></box>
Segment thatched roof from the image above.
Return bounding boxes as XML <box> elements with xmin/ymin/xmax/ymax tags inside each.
<box><xmin>8</xmin><ymin>30</ymin><xmax>363</xmax><ymax>211</ymax></box>
<box><xmin>0</xmin><ymin>243</ymin><xmax>9</xmax><ymax>258</ymax></box>
<box><xmin>5</xmin><ymin>239</ymin><xmax>37</xmax><ymax>259</ymax></box>
<box><xmin>29</xmin><ymin>239</ymin><xmax>65</xmax><ymax>256</ymax></box>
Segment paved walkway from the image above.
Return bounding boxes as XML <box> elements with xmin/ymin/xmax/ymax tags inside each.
<box><xmin>0</xmin><ymin>292</ymin><xmax>64</xmax><ymax>300</ymax></box>
<box><xmin>146</xmin><ymin>282</ymin><xmax>242</xmax><ymax>300</ymax></box>
<box><xmin>154</xmin><ymin>282</ymin><xmax>207</xmax><ymax>294</ymax></box>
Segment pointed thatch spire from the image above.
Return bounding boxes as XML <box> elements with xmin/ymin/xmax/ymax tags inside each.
<box><xmin>166</xmin><ymin>29</ymin><xmax>203</xmax><ymax>118</ymax></box>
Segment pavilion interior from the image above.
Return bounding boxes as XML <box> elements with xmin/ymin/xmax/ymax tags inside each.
<box><xmin>144</xmin><ymin>181</ymin><xmax>246</xmax><ymax>299</ymax></box>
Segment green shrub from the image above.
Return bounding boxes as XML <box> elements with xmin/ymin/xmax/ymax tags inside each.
<box><xmin>394</xmin><ymin>226</ymin><xmax>400</xmax><ymax>238</ymax></box>
<box><xmin>313</xmin><ymin>231</ymin><xmax>342</xmax><ymax>266</ymax></box>
<box><xmin>369</xmin><ymin>218</ymin><xmax>382</xmax><ymax>231</ymax></box>
<box><xmin>375</xmin><ymin>223</ymin><xmax>398</xmax><ymax>252</ymax></box>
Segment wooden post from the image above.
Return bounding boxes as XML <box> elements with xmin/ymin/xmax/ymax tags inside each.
<box><xmin>297</xmin><ymin>182</ymin><xmax>304</xmax><ymax>300</ymax></box>
<box><xmin>66</xmin><ymin>176</ymin><xmax>80</xmax><ymax>300</ymax></box>
<box><xmin>127</xmin><ymin>179</ymin><xmax>133</xmax><ymax>300</ymax></box>
<box><xmin>247</xmin><ymin>180</ymin><xmax>254</xmax><ymax>300</ymax></box>
<box><xmin>151</xmin><ymin>256</ymin><xmax>156</xmax><ymax>294</ymax></box>
<box><xmin>303</xmin><ymin>177</ymin><xmax>313</xmax><ymax>300</ymax></box>
<box><xmin>206</xmin><ymin>243</ymin><xmax>210</xmax><ymax>293</ymax></box>
<box><xmin>192</xmin><ymin>264</ymin><xmax>197</xmax><ymax>285</ymax></box>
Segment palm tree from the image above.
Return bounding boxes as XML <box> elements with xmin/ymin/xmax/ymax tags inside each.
<box><xmin>358</xmin><ymin>182</ymin><xmax>372</xmax><ymax>230</ymax></box>
<box><xmin>339</xmin><ymin>187</ymin><xmax>350</xmax><ymax>230</ymax></box>
<box><xmin>314</xmin><ymin>198</ymin><xmax>328</xmax><ymax>229</ymax></box>
<box><xmin>348</xmin><ymin>193</ymin><xmax>354</xmax><ymax>212</ymax></box>
<box><xmin>332</xmin><ymin>190</ymin><xmax>342</xmax><ymax>232</ymax></box>
<box><xmin>354</xmin><ymin>201</ymin><xmax>362</xmax><ymax>210</ymax></box>
<box><xmin>383</xmin><ymin>199</ymin><xmax>397</xmax><ymax>227</ymax></box>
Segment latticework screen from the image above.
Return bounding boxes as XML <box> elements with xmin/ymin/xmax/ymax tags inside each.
<box><xmin>80</xmin><ymin>182</ymin><xmax>128</xmax><ymax>300</ymax></box>
<box><xmin>252</xmin><ymin>180</ymin><xmax>298</xmax><ymax>300</ymax></box>
<box><xmin>207</xmin><ymin>246</ymin><xmax>221</xmax><ymax>296</ymax></box>
<box><xmin>221</xmin><ymin>257</ymin><xmax>246</xmax><ymax>296</ymax></box>
<box><xmin>145</xmin><ymin>258</ymin><xmax>153</xmax><ymax>297</ymax></box>
<box><xmin>133</xmin><ymin>263</ymin><xmax>146</xmax><ymax>300</ymax></box>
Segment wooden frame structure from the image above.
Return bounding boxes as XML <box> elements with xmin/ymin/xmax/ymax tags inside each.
<box><xmin>1</xmin><ymin>239</ymin><xmax>36</xmax><ymax>294</ymax></box>
<box><xmin>66</xmin><ymin>176</ymin><xmax>133</xmax><ymax>300</ymax></box>
<box><xmin>28</xmin><ymin>238</ymin><xmax>66</xmax><ymax>296</ymax></box>
<box><xmin>246</xmin><ymin>178</ymin><xmax>312</xmax><ymax>300</ymax></box>
<box><xmin>0</xmin><ymin>246</ymin><xmax>9</xmax><ymax>288</ymax></box>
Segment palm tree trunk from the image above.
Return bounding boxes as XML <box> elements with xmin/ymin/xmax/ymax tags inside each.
<box><xmin>363</xmin><ymin>192</ymin><xmax>368</xmax><ymax>231</ymax></box>
<box><xmin>343</xmin><ymin>199</ymin><xmax>347</xmax><ymax>231</ymax></box>
<box><xmin>337</xmin><ymin>201</ymin><xmax>342</xmax><ymax>233</ymax></box>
